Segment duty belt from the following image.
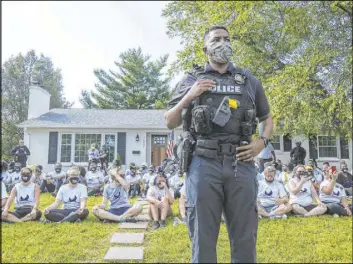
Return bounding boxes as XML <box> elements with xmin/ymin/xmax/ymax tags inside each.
<box><xmin>194</xmin><ymin>139</ymin><xmax>237</xmax><ymax>159</ymax></box>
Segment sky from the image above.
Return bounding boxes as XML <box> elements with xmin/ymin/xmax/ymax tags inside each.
<box><xmin>2</xmin><ymin>1</ymin><xmax>183</xmax><ymax>107</ymax></box>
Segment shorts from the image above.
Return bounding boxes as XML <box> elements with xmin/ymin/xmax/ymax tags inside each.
<box><xmin>9</xmin><ymin>205</ymin><xmax>42</xmax><ymax>220</ymax></box>
<box><xmin>108</xmin><ymin>206</ymin><xmax>131</xmax><ymax>216</ymax></box>
<box><xmin>261</xmin><ymin>205</ymin><xmax>279</xmax><ymax>213</ymax></box>
<box><xmin>293</xmin><ymin>203</ymin><xmax>317</xmax><ymax>211</ymax></box>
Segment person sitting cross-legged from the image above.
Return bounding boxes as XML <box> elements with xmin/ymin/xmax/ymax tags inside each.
<box><xmin>92</xmin><ymin>169</ymin><xmax>144</xmax><ymax>223</ymax></box>
<box><xmin>2</xmin><ymin>167</ymin><xmax>42</xmax><ymax>223</ymax></box>
<box><xmin>257</xmin><ymin>165</ymin><xmax>292</xmax><ymax>219</ymax></box>
<box><xmin>5</xmin><ymin>162</ymin><xmax>22</xmax><ymax>193</ymax></box>
<box><xmin>319</xmin><ymin>164</ymin><xmax>352</xmax><ymax>217</ymax></box>
<box><xmin>85</xmin><ymin>161</ymin><xmax>104</xmax><ymax>196</ymax></box>
<box><xmin>288</xmin><ymin>165</ymin><xmax>327</xmax><ymax>217</ymax></box>
<box><xmin>1</xmin><ymin>181</ymin><xmax>8</xmax><ymax>211</ymax></box>
<box><xmin>43</xmin><ymin>167</ymin><xmax>89</xmax><ymax>223</ymax></box>
<box><xmin>173</xmin><ymin>181</ymin><xmax>187</xmax><ymax>226</ymax></box>
<box><xmin>146</xmin><ymin>173</ymin><xmax>174</xmax><ymax>230</ymax></box>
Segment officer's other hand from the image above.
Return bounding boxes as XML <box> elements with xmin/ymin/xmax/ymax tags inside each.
<box><xmin>236</xmin><ymin>139</ymin><xmax>265</xmax><ymax>162</ymax></box>
<box><xmin>187</xmin><ymin>80</ymin><xmax>216</xmax><ymax>100</ymax></box>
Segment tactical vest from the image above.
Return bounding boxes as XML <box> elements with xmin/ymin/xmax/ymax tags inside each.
<box><xmin>187</xmin><ymin>65</ymin><xmax>257</xmax><ymax>144</ymax></box>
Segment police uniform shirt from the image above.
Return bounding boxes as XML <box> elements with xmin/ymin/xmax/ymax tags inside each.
<box><xmin>319</xmin><ymin>180</ymin><xmax>346</xmax><ymax>203</ymax></box>
<box><xmin>103</xmin><ymin>183</ymin><xmax>131</xmax><ymax>209</ymax></box>
<box><xmin>1</xmin><ymin>181</ymin><xmax>7</xmax><ymax>199</ymax></box>
<box><xmin>167</xmin><ymin>62</ymin><xmax>271</xmax><ymax>134</ymax></box>
<box><xmin>257</xmin><ymin>180</ymin><xmax>287</xmax><ymax>207</ymax></box>
<box><xmin>147</xmin><ymin>186</ymin><xmax>174</xmax><ymax>201</ymax></box>
<box><xmin>289</xmin><ymin>177</ymin><xmax>313</xmax><ymax>207</ymax></box>
<box><xmin>85</xmin><ymin>171</ymin><xmax>104</xmax><ymax>189</ymax></box>
<box><xmin>56</xmin><ymin>183</ymin><xmax>88</xmax><ymax>210</ymax></box>
<box><xmin>14</xmin><ymin>182</ymin><xmax>35</xmax><ymax>209</ymax></box>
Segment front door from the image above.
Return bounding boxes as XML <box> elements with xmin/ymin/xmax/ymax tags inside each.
<box><xmin>151</xmin><ymin>135</ymin><xmax>168</xmax><ymax>166</ymax></box>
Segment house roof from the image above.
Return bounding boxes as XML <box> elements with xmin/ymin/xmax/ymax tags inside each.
<box><xmin>18</xmin><ymin>108</ymin><xmax>173</xmax><ymax>129</ymax></box>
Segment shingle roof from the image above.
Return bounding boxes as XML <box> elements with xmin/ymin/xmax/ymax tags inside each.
<box><xmin>18</xmin><ymin>108</ymin><xmax>171</xmax><ymax>129</ymax></box>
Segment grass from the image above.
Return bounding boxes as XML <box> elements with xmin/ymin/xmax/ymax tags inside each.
<box><xmin>1</xmin><ymin>193</ymin><xmax>352</xmax><ymax>263</ymax></box>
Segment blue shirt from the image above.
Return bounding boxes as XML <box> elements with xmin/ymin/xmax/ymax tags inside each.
<box><xmin>257</xmin><ymin>142</ymin><xmax>274</xmax><ymax>159</ymax></box>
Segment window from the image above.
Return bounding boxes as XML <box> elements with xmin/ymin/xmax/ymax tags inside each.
<box><xmin>104</xmin><ymin>134</ymin><xmax>116</xmax><ymax>163</ymax></box>
<box><xmin>153</xmin><ymin>135</ymin><xmax>167</xmax><ymax>145</ymax></box>
<box><xmin>340</xmin><ymin>137</ymin><xmax>350</xmax><ymax>159</ymax></box>
<box><xmin>60</xmin><ymin>134</ymin><xmax>72</xmax><ymax>162</ymax></box>
<box><xmin>74</xmin><ymin>134</ymin><xmax>101</xmax><ymax>162</ymax></box>
<box><xmin>318</xmin><ymin>136</ymin><xmax>337</xmax><ymax>158</ymax></box>
<box><xmin>283</xmin><ymin>134</ymin><xmax>292</xmax><ymax>152</ymax></box>
<box><xmin>271</xmin><ymin>135</ymin><xmax>280</xmax><ymax>150</ymax></box>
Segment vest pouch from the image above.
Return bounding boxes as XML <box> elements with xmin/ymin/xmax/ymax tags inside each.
<box><xmin>241</xmin><ymin>122</ymin><xmax>252</xmax><ymax>136</ymax></box>
<box><xmin>191</xmin><ymin>105</ymin><xmax>212</xmax><ymax>134</ymax></box>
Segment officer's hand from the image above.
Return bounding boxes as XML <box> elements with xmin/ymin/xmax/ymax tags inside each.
<box><xmin>236</xmin><ymin>139</ymin><xmax>265</xmax><ymax>162</ymax></box>
<box><xmin>187</xmin><ymin>80</ymin><xmax>216</xmax><ymax>100</ymax></box>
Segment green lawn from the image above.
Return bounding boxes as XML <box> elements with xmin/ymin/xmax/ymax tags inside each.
<box><xmin>1</xmin><ymin>193</ymin><xmax>352</xmax><ymax>263</ymax></box>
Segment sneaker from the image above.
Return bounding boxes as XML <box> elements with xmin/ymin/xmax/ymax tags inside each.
<box><xmin>152</xmin><ymin>221</ymin><xmax>160</xmax><ymax>230</ymax></box>
<box><xmin>333</xmin><ymin>214</ymin><xmax>340</xmax><ymax>218</ymax></box>
<box><xmin>125</xmin><ymin>217</ymin><xmax>137</xmax><ymax>223</ymax></box>
<box><xmin>160</xmin><ymin>220</ymin><xmax>166</xmax><ymax>228</ymax></box>
<box><xmin>282</xmin><ymin>214</ymin><xmax>288</xmax><ymax>219</ymax></box>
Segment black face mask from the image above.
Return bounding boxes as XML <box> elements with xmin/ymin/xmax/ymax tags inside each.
<box><xmin>91</xmin><ymin>167</ymin><xmax>97</xmax><ymax>172</ymax></box>
<box><xmin>55</xmin><ymin>168</ymin><xmax>62</xmax><ymax>173</ymax></box>
<box><xmin>342</xmin><ymin>168</ymin><xmax>348</xmax><ymax>173</ymax></box>
<box><xmin>69</xmin><ymin>177</ymin><xmax>79</xmax><ymax>184</ymax></box>
<box><xmin>22</xmin><ymin>175</ymin><xmax>31</xmax><ymax>183</ymax></box>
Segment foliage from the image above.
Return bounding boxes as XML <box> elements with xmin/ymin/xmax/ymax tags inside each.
<box><xmin>162</xmin><ymin>1</ymin><xmax>352</xmax><ymax>138</ymax></box>
<box><xmin>1</xmin><ymin>193</ymin><xmax>352</xmax><ymax>263</ymax></box>
<box><xmin>1</xmin><ymin>50</ymin><xmax>72</xmax><ymax>160</ymax></box>
<box><xmin>79</xmin><ymin>47</ymin><xmax>172</xmax><ymax>110</ymax></box>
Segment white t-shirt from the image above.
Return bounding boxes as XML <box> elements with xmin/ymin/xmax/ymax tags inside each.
<box><xmin>85</xmin><ymin>171</ymin><xmax>104</xmax><ymax>189</ymax></box>
<box><xmin>56</xmin><ymin>183</ymin><xmax>88</xmax><ymax>210</ymax></box>
<box><xmin>1</xmin><ymin>181</ymin><xmax>8</xmax><ymax>199</ymax></box>
<box><xmin>1</xmin><ymin>171</ymin><xmax>10</xmax><ymax>183</ymax></box>
<box><xmin>147</xmin><ymin>185</ymin><xmax>174</xmax><ymax>201</ymax></box>
<box><xmin>126</xmin><ymin>174</ymin><xmax>141</xmax><ymax>185</ymax></box>
<box><xmin>257</xmin><ymin>180</ymin><xmax>287</xmax><ymax>207</ymax></box>
<box><xmin>289</xmin><ymin>177</ymin><xmax>313</xmax><ymax>206</ymax></box>
<box><xmin>14</xmin><ymin>182</ymin><xmax>36</xmax><ymax>209</ymax></box>
<box><xmin>319</xmin><ymin>180</ymin><xmax>346</xmax><ymax>203</ymax></box>
<box><xmin>7</xmin><ymin>172</ymin><xmax>21</xmax><ymax>185</ymax></box>
<box><xmin>88</xmin><ymin>149</ymin><xmax>99</xmax><ymax>160</ymax></box>
<box><xmin>47</xmin><ymin>171</ymin><xmax>66</xmax><ymax>183</ymax></box>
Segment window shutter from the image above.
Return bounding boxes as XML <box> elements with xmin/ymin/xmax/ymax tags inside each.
<box><xmin>117</xmin><ymin>132</ymin><xmax>126</xmax><ymax>165</ymax></box>
<box><xmin>48</xmin><ymin>132</ymin><xmax>58</xmax><ymax>164</ymax></box>
<box><xmin>309</xmin><ymin>134</ymin><xmax>318</xmax><ymax>159</ymax></box>
<box><xmin>340</xmin><ymin>137</ymin><xmax>350</xmax><ymax>159</ymax></box>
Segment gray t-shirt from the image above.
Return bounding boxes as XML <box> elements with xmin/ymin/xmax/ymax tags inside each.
<box><xmin>14</xmin><ymin>182</ymin><xmax>35</xmax><ymax>209</ymax></box>
<box><xmin>319</xmin><ymin>180</ymin><xmax>346</xmax><ymax>203</ymax></box>
<box><xmin>103</xmin><ymin>183</ymin><xmax>130</xmax><ymax>209</ymax></box>
<box><xmin>289</xmin><ymin>177</ymin><xmax>313</xmax><ymax>206</ymax></box>
<box><xmin>85</xmin><ymin>171</ymin><xmax>104</xmax><ymax>189</ymax></box>
<box><xmin>56</xmin><ymin>183</ymin><xmax>88</xmax><ymax>210</ymax></box>
<box><xmin>257</xmin><ymin>180</ymin><xmax>287</xmax><ymax>207</ymax></box>
<box><xmin>7</xmin><ymin>172</ymin><xmax>21</xmax><ymax>185</ymax></box>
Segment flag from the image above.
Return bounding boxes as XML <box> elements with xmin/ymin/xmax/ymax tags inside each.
<box><xmin>166</xmin><ymin>130</ymin><xmax>174</xmax><ymax>158</ymax></box>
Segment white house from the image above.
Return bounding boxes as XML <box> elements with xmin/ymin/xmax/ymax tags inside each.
<box><xmin>18</xmin><ymin>85</ymin><xmax>352</xmax><ymax>172</ymax></box>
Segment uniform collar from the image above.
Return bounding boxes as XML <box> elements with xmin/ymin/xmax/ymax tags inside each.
<box><xmin>204</xmin><ymin>62</ymin><xmax>236</xmax><ymax>74</ymax></box>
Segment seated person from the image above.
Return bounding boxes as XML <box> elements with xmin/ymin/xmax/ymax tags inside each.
<box><xmin>105</xmin><ymin>159</ymin><xmax>121</xmax><ymax>184</ymax></box>
<box><xmin>278</xmin><ymin>163</ymin><xmax>294</xmax><ymax>194</ymax></box>
<box><xmin>169</xmin><ymin>171</ymin><xmax>184</xmax><ymax>199</ymax></box>
<box><xmin>1</xmin><ymin>160</ymin><xmax>10</xmax><ymax>183</ymax></box>
<box><xmin>140</xmin><ymin>162</ymin><xmax>148</xmax><ymax>175</ymax></box>
<box><xmin>146</xmin><ymin>174</ymin><xmax>174</xmax><ymax>230</ymax></box>
<box><xmin>1</xmin><ymin>167</ymin><xmax>42</xmax><ymax>223</ymax></box>
<box><xmin>32</xmin><ymin>165</ymin><xmax>45</xmax><ymax>188</ymax></box>
<box><xmin>141</xmin><ymin>165</ymin><xmax>155</xmax><ymax>198</ymax></box>
<box><xmin>43</xmin><ymin>167</ymin><xmax>89</xmax><ymax>223</ymax></box>
<box><xmin>5</xmin><ymin>162</ymin><xmax>22</xmax><ymax>193</ymax></box>
<box><xmin>1</xmin><ymin>181</ymin><xmax>8</xmax><ymax>210</ymax></box>
<box><xmin>178</xmin><ymin>182</ymin><xmax>187</xmax><ymax>224</ymax></box>
<box><xmin>126</xmin><ymin>163</ymin><xmax>141</xmax><ymax>197</ymax></box>
<box><xmin>41</xmin><ymin>163</ymin><xmax>66</xmax><ymax>195</ymax></box>
<box><xmin>85</xmin><ymin>162</ymin><xmax>104</xmax><ymax>196</ymax></box>
<box><xmin>336</xmin><ymin>163</ymin><xmax>352</xmax><ymax>196</ymax></box>
<box><xmin>92</xmin><ymin>169</ymin><xmax>143</xmax><ymax>223</ymax></box>
<box><xmin>257</xmin><ymin>165</ymin><xmax>292</xmax><ymax>219</ymax></box>
<box><xmin>320</xmin><ymin>164</ymin><xmax>352</xmax><ymax>217</ymax></box>
<box><xmin>288</xmin><ymin>165</ymin><xmax>327</xmax><ymax>217</ymax></box>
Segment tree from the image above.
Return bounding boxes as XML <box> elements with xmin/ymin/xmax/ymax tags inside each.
<box><xmin>162</xmin><ymin>1</ymin><xmax>352</xmax><ymax>138</ymax></box>
<box><xmin>1</xmin><ymin>50</ymin><xmax>72</xmax><ymax>160</ymax></box>
<box><xmin>79</xmin><ymin>47</ymin><xmax>172</xmax><ymax>110</ymax></box>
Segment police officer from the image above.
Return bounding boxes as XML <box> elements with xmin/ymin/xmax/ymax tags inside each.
<box><xmin>10</xmin><ymin>140</ymin><xmax>30</xmax><ymax>168</ymax></box>
<box><xmin>290</xmin><ymin>141</ymin><xmax>306</xmax><ymax>166</ymax></box>
<box><xmin>165</xmin><ymin>25</ymin><xmax>274</xmax><ymax>263</ymax></box>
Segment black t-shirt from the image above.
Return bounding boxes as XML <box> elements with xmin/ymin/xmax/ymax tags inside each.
<box><xmin>167</xmin><ymin>62</ymin><xmax>270</xmax><ymax>122</ymax></box>
<box><xmin>337</xmin><ymin>171</ymin><xmax>353</xmax><ymax>188</ymax></box>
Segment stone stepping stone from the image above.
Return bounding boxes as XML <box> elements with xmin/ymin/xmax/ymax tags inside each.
<box><xmin>119</xmin><ymin>222</ymin><xmax>149</xmax><ymax>229</ymax></box>
<box><xmin>137</xmin><ymin>215</ymin><xmax>150</xmax><ymax>222</ymax></box>
<box><xmin>110</xmin><ymin>232</ymin><xmax>144</xmax><ymax>244</ymax></box>
<box><xmin>104</xmin><ymin>247</ymin><xmax>144</xmax><ymax>261</ymax></box>
<box><xmin>142</xmin><ymin>208</ymin><xmax>149</xmax><ymax>214</ymax></box>
<box><xmin>135</xmin><ymin>201</ymin><xmax>148</xmax><ymax>206</ymax></box>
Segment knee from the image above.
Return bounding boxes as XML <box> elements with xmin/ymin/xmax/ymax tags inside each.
<box><xmin>292</xmin><ymin>204</ymin><xmax>301</xmax><ymax>211</ymax></box>
<box><xmin>162</xmin><ymin>197</ymin><xmax>169</xmax><ymax>203</ymax></box>
<box><xmin>92</xmin><ymin>206</ymin><xmax>99</xmax><ymax>215</ymax></box>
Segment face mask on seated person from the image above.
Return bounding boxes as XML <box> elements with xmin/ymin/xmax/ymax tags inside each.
<box><xmin>91</xmin><ymin>166</ymin><xmax>97</xmax><ymax>172</ymax></box>
<box><xmin>69</xmin><ymin>177</ymin><xmax>79</xmax><ymax>185</ymax></box>
<box><xmin>21</xmin><ymin>174</ymin><xmax>32</xmax><ymax>183</ymax></box>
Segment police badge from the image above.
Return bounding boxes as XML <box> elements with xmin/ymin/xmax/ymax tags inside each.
<box><xmin>234</xmin><ymin>73</ymin><xmax>245</xmax><ymax>84</ymax></box>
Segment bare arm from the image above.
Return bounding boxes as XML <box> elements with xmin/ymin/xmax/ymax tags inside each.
<box><xmin>146</xmin><ymin>189</ymin><xmax>160</xmax><ymax>205</ymax></box>
<box><xmin>46</xmin><ymin>199</ymin><xmax>62</xmax><ymax>212</ymax></box>
<box><xmin>165</xmin><ymin>187</ymin><xmax>175</xmax><ymax>204</ymax></box>
<box><xmin>32</xmin><ymin>185</ymin><xmax>40</xmax><ymax>210</ymax></box>
<box><xmin>3</xmin><ymin>187</ymin><xmax>17</xmax><ymax>212</ymax></box>
<box><xmin>80</xmin><ymin>198</ymin><xmax>87</xmax><ymax>210</ymax></box>
<box><xmin>115</xmin><ymin>175</ymin><xmax>129</xmax><ymax>192</ymax></box>
<box><xmin>288</xmin><ymin>179</ymin><xmax>306</xmax><ymax>195</ymax></box>
<box><xmin>310</xmin><ymin>183</ymin><xmax>321</xmax><ymax>204</ymax></box>
<box><xmin>97</xmin><ymin>196</ymin><xmax>109</xmax><ymax>209</ymax></box>
<box><xmin>321</xmin><ymin>179</ymin><xmax>336</xmax><ymax>195</ymax></box>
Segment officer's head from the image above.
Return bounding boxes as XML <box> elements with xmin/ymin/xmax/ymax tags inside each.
<box><xmin>263</xmin><ymin>165</ymin><xmax>276</xmax><ymax>182</ymax></box>
<box><xmin>19</xmin><ymin>140</ymin><xmax>24</xmax><ymax>146</ymax></box>
<box><xmin>295</xmin><ymin>141</ymin><xmax>301</xmax><ymax>147</ymax></box>
<box><xmin>203</xmin><ymin>25</ymin><xmax>232</xmax><ymax>64</ymax></box>
<box><xmin>54</xmin><ymin>162</ymin><xmax>62</xmax><ymax>173</ymax></box>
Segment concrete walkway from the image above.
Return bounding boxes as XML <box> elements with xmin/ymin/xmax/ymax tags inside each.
<box><xmin>104</xmin><ymin>198</ymin><xmax>150</xmax><ymax>261</ymax></box>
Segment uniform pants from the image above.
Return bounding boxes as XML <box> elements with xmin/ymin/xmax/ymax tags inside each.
<box><xmin>186</xmin><ymin>155</ymin><xmax>258</xmax><ymax>263</ymax></box>
<box><xmin>45</xmin><ymin>208</ymin><xmax>89</xmax><ymax>222</ymax></box>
